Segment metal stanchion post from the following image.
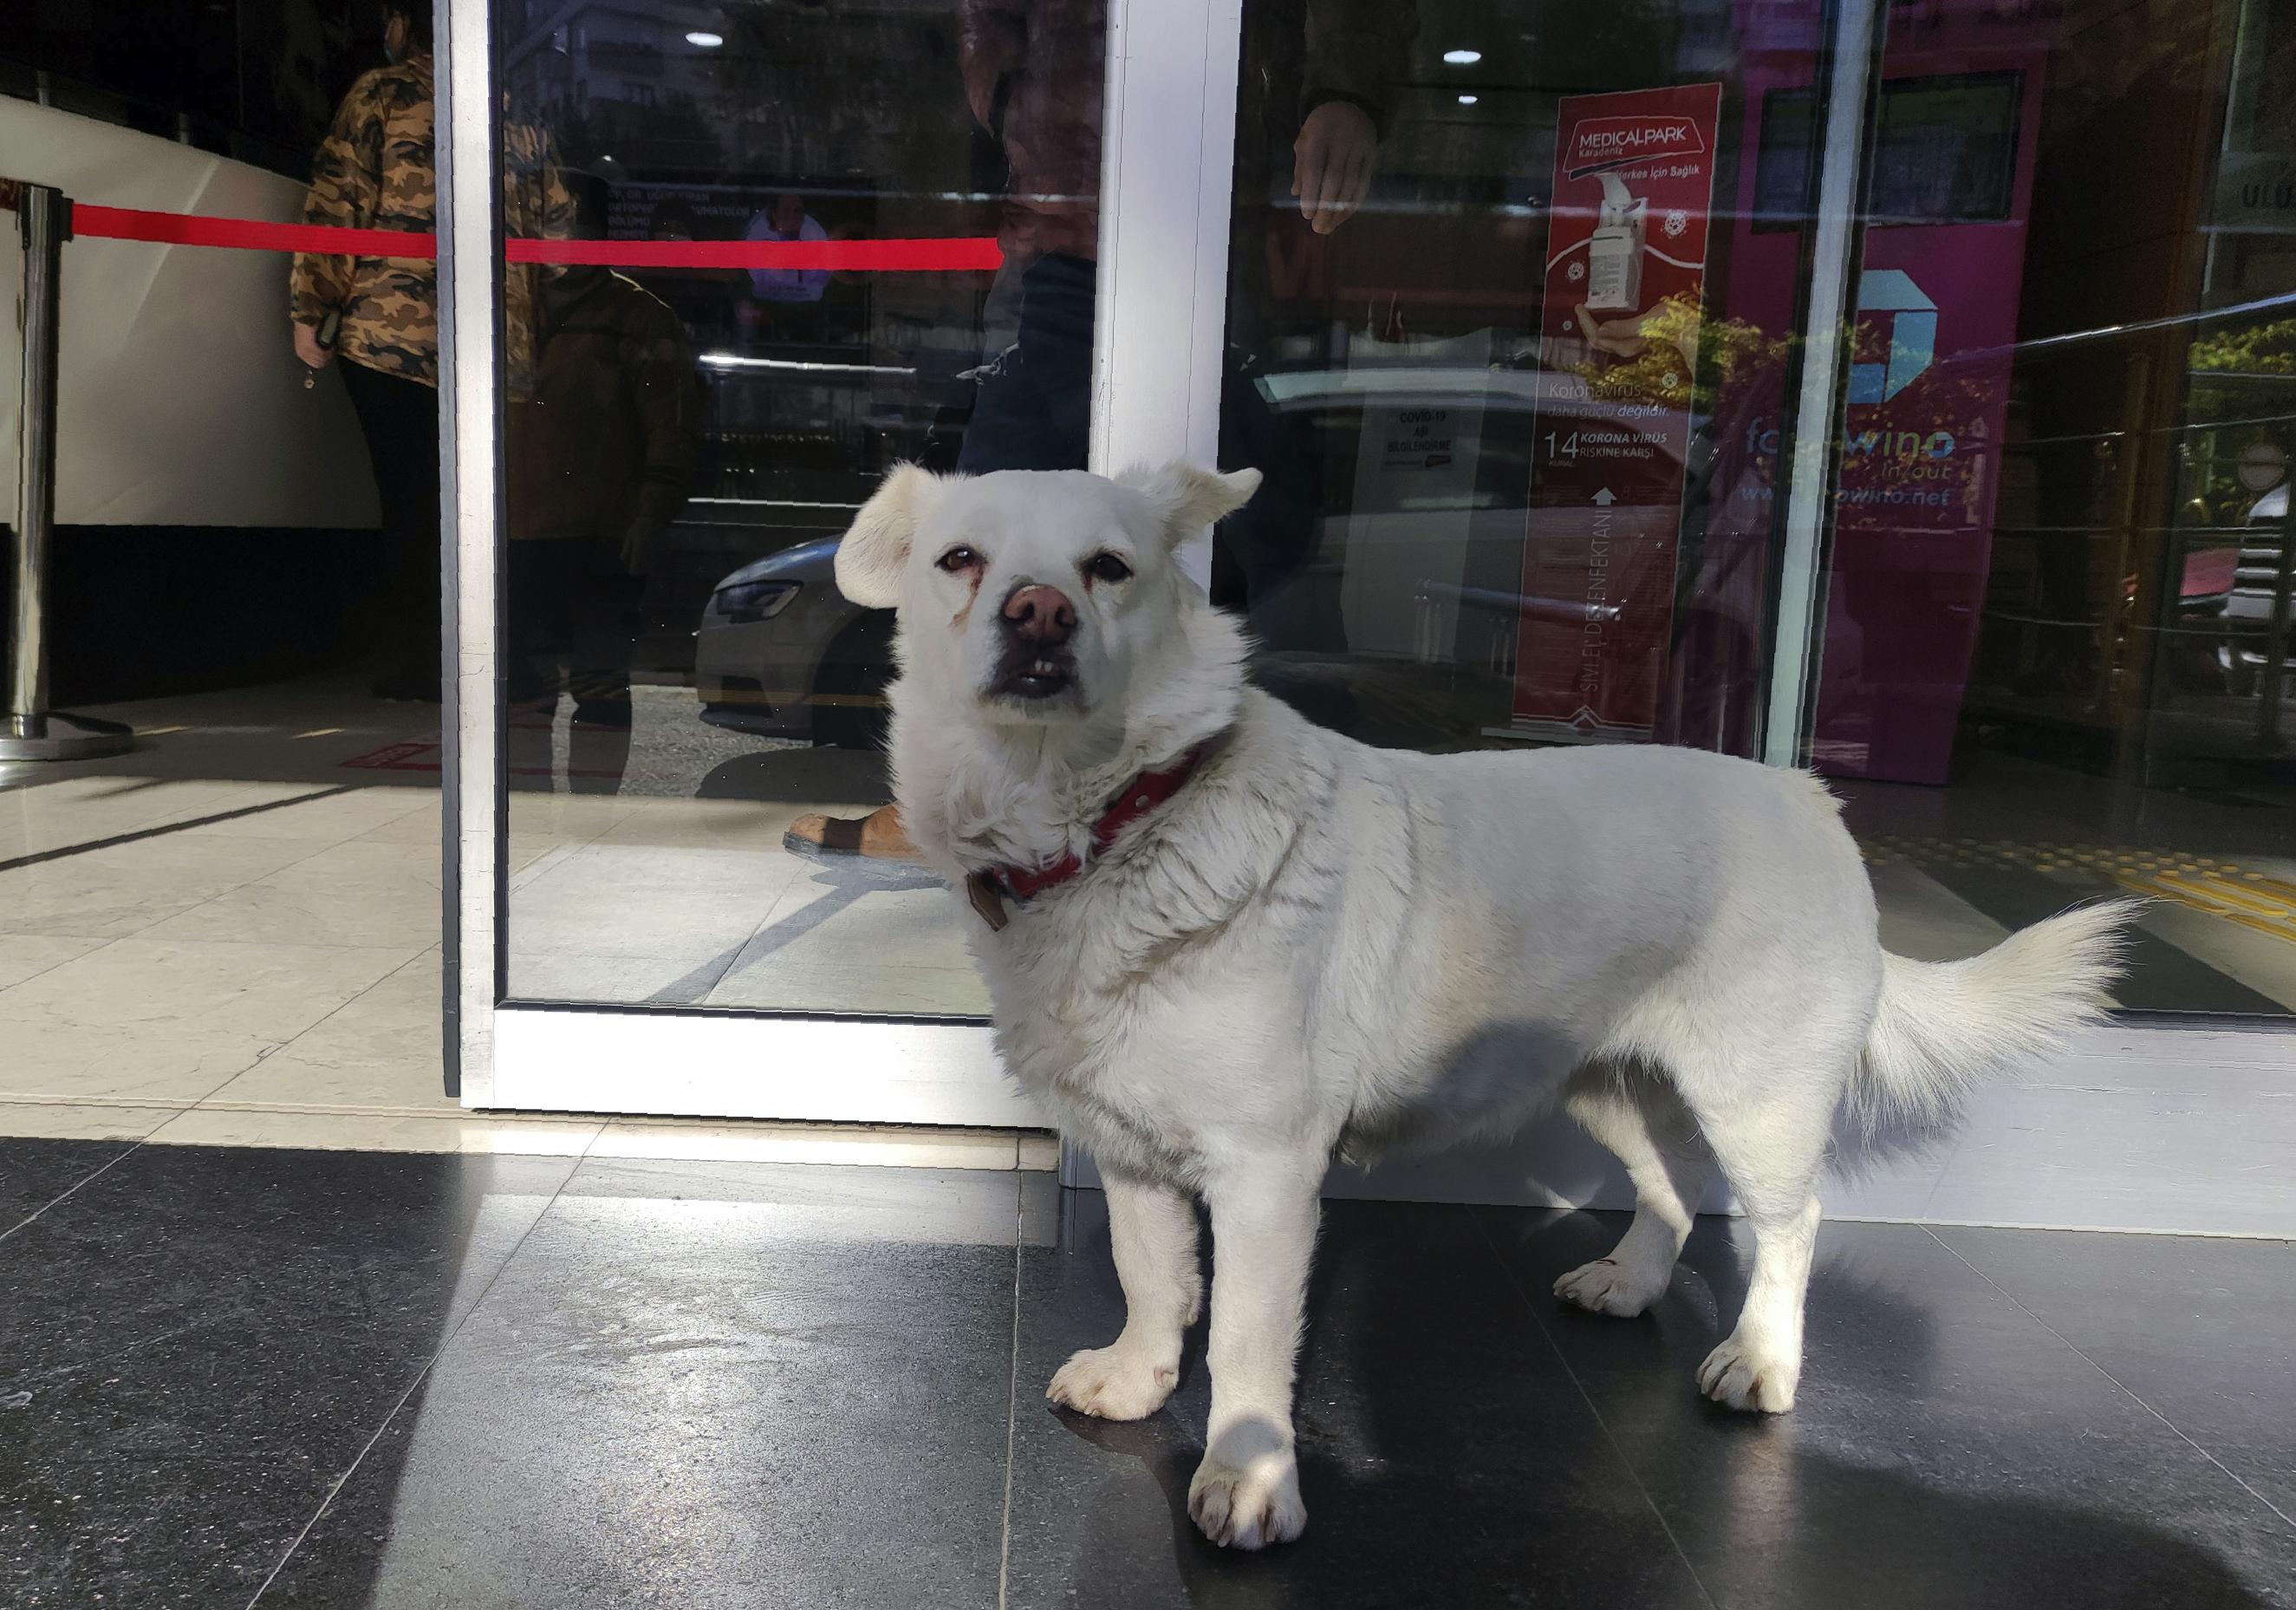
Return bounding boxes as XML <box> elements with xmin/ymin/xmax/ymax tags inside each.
<box><xmin>2</xmin><ymin>179</ymin><xmax>133</xmax><ymax>762</ymax></box>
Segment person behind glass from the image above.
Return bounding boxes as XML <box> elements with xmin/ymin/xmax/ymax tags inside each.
<box><xmin>948</xmin><ymin>0</ymin><xmax>1406</xmax><ymax>475</ymax></box>
<box><xmin>289</xmin><ymin>1</ymin><xmax>441</xmax><ymax>702</ymax></box>
<box><xmin>785</xmin><ymin>0</ymin><xmax>1413</xmax><ymax>864</ymax></box>
<box><xmin>630</xmin><ymin>200</ymin><xmax>745</xmax><ymax>347</ymax></box>
<box><xmin>1216</xmin><ymin>0</ymin><xmax>1415</xmax><ymax>693</ymax></box>
<box><xmin>743</xmin><ymin>191</ymin><xmax>831</xmax><ymax>342</ymax></box>
<box><xmin>503</xmin><ymin>173</ymin><xmax>701</xmax><ymax>794</ymax></box>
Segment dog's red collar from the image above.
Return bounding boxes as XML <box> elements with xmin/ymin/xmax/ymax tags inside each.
<box><xmin>966</xmin><ymin>744</ymin><xmax>1208</xmax><ymax>931</ymax></box>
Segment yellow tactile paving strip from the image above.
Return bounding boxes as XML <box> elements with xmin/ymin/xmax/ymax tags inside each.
<box><xmin>1857</xmin><ymin>834</ymin><xmax>2296</xmax><ymax>945</ymax></box>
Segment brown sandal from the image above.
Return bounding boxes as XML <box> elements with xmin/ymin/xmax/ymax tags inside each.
<box><xmin>786</xmin><ymin>814</ymin><xmax>869</xmax><ymax>857</ymax></box>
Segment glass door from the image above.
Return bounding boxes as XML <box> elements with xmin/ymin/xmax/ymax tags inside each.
<box><xmin>488</xmin><ymin>0</ymin><xmax>1011</xmax><ymax>1024</ymax></box>
<box><xmin>1148</xmin><ymin>0</ymin><xmax>2292</xmax><ymax>1214</ymax></box>
<box><xmin>1207</xmin><ymin>0</ymin><xmax>2296</xmax><ymax>1019</ymax></box>
<box><xmin>1811</xmin><ymin>0</ymin><xmax>2296</xmax><ymax>1018</ymax></box>
<box><xmin>1209</xmin><ymin>0</ymin><xmax>1855</xmax><ymax>766</ymax></box>
<box><xmin>441</xmin><ymin>0</ymin><xmax>1246</xmax><ymax>1119</ymax></box>
<box><xmin>440</xmin><ymin>0</ymin><xmax>2294</xmax><ymax>1145</ymax></box>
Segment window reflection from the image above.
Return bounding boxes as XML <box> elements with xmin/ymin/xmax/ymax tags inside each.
<box><xmin>484</xmin><ymin>0</ymin><xmax>2296</xmax><ymax>1020</ymax></box>
<box><xmin>1218</xmin><ymin>0</ymin><xmax>1796</xmax><ymax>750</ymax></box>
<box><xmin>493</xmin><ymin>1</ymin><xmax>1103</xmax><ymax>1014</ymax></box>
<box><xmin>1220</xmin><ymin>0</ymin><xmax>2296</xmax><ymax>1014</ymax></box>
<box><xmin>504</xmin><ymin>171</ymin><xmax>698</xmax><ymax>795</ymax></box>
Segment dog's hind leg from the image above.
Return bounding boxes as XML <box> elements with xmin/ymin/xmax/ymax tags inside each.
<box><xmin>1554</xmin><ymin>1063</ymin><xmax>1714</xmax><ymax>1318</ymax></box>
<box><xmin>1662</xmin><ymin>1035</ymin><xmax>1851</xmax><ymax>1414</ymax></box>
<box><xmin>1047</xmin><ymin>1170</ymin><xmax>1200</xmax><ymax>1422</ymax></box>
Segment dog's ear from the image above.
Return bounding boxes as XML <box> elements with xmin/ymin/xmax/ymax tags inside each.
<box><xmin>1115</xmin><ymin>462</ymin><xmax>1263</xmax><ymax>549</ymax></box>
<box><xmin>836</xmin><ymin>464</ymin><xmax>951</xmax><ymax>608</ymax></box>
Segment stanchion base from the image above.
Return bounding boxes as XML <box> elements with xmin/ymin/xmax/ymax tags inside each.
<box><xmin>0</xmin><ymin>712</ymin><xmax>136</xmax><ymax>762</ymax></box>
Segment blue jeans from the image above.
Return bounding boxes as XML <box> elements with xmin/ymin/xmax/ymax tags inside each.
<box><xmin>957</xmin><ymin>253</ymin><xmax>1098</xmax><ymax>473</ymax></box>
<box><xmin>953</xmin><ymin>252</ymin><xmax>1345</xmax><ymax>662</ymax></box>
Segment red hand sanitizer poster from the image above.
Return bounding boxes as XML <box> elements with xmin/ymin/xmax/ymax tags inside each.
<box><xmin>1511</xmin><ymin>82</ymin><xmax>1723</xmax><ymax>741</ymax></box>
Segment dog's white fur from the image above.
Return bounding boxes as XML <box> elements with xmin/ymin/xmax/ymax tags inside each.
<box><xmin>839</xmin><ymin>461</ymin><xmax>2136</xmax><ymax>1551</ymax></box>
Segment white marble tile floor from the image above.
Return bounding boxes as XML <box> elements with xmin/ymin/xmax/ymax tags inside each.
<box><xmin>0</xmin><ymin>676</ymin><xmax>1037</xmax><ymax>1168</ymax></box>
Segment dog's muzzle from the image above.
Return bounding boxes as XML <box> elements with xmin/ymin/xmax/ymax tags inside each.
<box><xmin>990</xmin><ymin>583</ymin><xmax>1079</xmax><ymax>701</ymax></box>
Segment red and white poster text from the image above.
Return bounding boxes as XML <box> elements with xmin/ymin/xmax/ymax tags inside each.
<box><xmin>1512</xmin><ymin>82</ymin><xmax>1723</xmax><ymax>741</ymax></box>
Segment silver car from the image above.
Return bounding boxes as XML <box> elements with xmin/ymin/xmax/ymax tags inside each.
<box><xmin>694</xmin><ymin>535</ymin><xmax>895</xmax><ymax>749</ymax></box>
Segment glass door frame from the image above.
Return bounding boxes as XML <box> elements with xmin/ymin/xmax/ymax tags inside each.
<box><xmin>438</xmin><ymin>0</ymin><xmax>1249</xmax><ymax>1121</ymax></box>
<box><xmin>437</xmin><ymin>0</ymin><xmax>2292</xmax><ymax>1160</ymax></box>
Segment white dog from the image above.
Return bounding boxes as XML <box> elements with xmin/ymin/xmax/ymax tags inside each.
<box><xmin>835</xmin><ymin>460</ymin><xmax>2134</xmax><ymax>1550</ymax></box>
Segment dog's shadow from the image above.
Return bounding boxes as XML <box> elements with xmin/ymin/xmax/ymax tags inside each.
<box><xmin>1029</xmin><ymin>1203</ymin><xmax>2269</xmax><ymax>1608</ymax></box>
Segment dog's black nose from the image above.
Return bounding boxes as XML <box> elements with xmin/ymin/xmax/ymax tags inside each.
<box><xmin>1003</xmin><ymin>585</ymin><xmax>1076</xmax><ymax>646</ymax></box>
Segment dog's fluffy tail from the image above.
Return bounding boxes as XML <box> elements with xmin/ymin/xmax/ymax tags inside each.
<box><xmin>1850</xmin><ymin>897</ymin><xmax>2142</xmax><ymax>1131</ymax></box>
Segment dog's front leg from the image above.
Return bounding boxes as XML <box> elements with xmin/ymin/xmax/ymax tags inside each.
<box><xmin>1048</xmin><ymin>1170</ymin><xmax>1200</xmax><ymax>1420</ymax></box>
<box><xmin>1187</xmin><ymin>1162</ymin><xmax>1320</xmax><ymax>1549</ymax></box>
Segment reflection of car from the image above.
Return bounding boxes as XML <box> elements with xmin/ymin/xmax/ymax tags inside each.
<box><xmin>694</xmin><ymin>536</ymin><xmax>896</xmax><ymax>749</ymax></box>
<box><xmin>2174</xmin><ymin>483</ymin><xmax>2292</xmax><ymax>696</ymax></box>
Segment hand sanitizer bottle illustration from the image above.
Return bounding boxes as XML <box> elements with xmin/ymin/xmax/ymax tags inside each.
<box><xmin>1585</xmin><ymin>174</ymin><xmax>1647</xmax><ymax>313</ymax></box>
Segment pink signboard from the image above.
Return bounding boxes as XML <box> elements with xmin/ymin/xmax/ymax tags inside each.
<box><xmin>1811</xmin><ymin>216</ymin><xmax>2034</xmax><ymax>782</ymax></box>
<box><xmin>1810</xmin><ymin>44</ymin><xmax>2051</xmax><ymax>783</ymax></box>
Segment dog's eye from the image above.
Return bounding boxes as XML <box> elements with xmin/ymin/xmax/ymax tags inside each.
<box><xmin>1084</xmin><ymin>552</ymin><xmax>1133</xmax><ymax>585</ymax></box>
<box><xmin>936</xmin><ymin>546</ymin><xmax>980</xmax><ymax>573</ymax></box>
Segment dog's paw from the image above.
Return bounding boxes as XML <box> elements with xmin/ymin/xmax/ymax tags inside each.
<box><xmin>1187</xmin><ymin>1448</ymin><xmax>1305</xmax><ymax>1550</ymax></box>
<box><xmin>1696</xmin><ymin>1335</ymin><xmax>1798</xmax><ymax>1412</ymax></box>
<box><xmin>1046</xmin><ymin>1345</ymin><xmax>1178</xmax><ymax>1422</ymax></box>
<box><xmin>1553</xmin><ymin>1256</ymin><xmax>1667</xmax><ymax>1318</ymax></box>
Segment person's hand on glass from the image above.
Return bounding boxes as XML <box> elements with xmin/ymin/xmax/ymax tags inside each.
<box><xmin>1577</xmin><ymin>303</ymin><xmax>1652</xmax><ymax>358</ymax></box>
<box><xmin>1292</xmin><ymin>100</ymin><xmax>1377</xmax><ymax>236</ymax></box>
<box><xmin>292</xmin><ymin>320</ymin><xmax>334</xmax><ymax>369</ymax></box>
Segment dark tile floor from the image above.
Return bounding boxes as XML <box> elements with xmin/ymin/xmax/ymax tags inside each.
<box><xmin>1</xmin><ymin>1139</ymin><xmax>2289</xmax><ymax>1609</ymax></box>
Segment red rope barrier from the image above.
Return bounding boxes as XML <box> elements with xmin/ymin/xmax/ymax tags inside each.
<box><xmin>75</xmin><ymin>205</ymin><xmax>436</xmax><ymax>257</ymax></box>
<box><xmin>504</xmin><ymin>236</ymin><xmax>1003</xmax><ymax>270</ymax></box>
<box><xmin>68</xmin><ymin>204</ymin><xmax>1000</xmax><ymax>271</ymax></box>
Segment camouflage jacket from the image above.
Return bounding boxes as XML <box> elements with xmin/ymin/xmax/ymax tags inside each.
<box><xmin>291</xmin><ymin>53</ymin><xmax>439</xmax><ymax>385</ymax></box>
<box><xmin>292</xmin><ymin>53</ymin><xmax>574</xmax><ymax>394</ymax></box>
<box><xmin>501</xmin><ymin>121</ymin><xmax>578</xmax><ymax>401</ymax></box>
